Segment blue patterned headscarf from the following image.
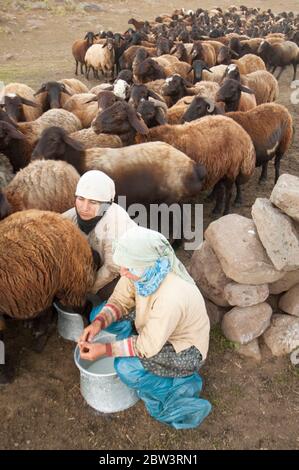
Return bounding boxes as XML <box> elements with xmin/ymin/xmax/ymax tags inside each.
<box><xmin>130</xmin><ymin>256</ymin><xmax>171</xmax><ymax>296</ymax></box>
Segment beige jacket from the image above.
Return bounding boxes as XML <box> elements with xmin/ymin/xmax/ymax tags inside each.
<box><xmin>107</xmin><ymin>272</ymin><xmax>210</xmax><ymax>359</ymax></box>
<box><xmin>63</xmin><ymin>203</ymin><xmax>136</xmax><ymax>293</ymax></box>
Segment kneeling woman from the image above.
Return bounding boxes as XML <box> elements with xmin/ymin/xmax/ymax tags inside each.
<box><xmin>79</xmin><ymin>226</ymin><xmax>211</xmax><ymax>428</ymax></box>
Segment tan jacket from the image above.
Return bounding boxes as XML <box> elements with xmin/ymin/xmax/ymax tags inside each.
<box><xmin>107</xmin><ymin>272</ymin><xmax>210</xmax><ymax>359</ymax></box>
<box><xmin>63</xmin><ymin>203</ymin><xmax>136</xmax><ymax>293</ymax></box>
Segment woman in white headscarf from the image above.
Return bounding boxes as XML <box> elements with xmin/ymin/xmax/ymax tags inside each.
<box><xmin>63</xmin><ymin>170</ymin><xmax>136</xmax><ymax>300</ymax></box>
<box><xmin>79</xmin><ymin>226</ymin><xmax>211</xmax><ymax>429</ymax></box>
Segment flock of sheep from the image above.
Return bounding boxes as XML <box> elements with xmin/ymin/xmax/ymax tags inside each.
<box><xmin>0</xmin><ymin>5</ymin><xmax>298</xmax><ymax>382</ymax></box>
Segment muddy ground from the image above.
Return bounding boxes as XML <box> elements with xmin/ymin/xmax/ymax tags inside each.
<box><xmin>0</xmin><ymin>0</ymin><xmax>299</xmax><ymax>451</ymax></box>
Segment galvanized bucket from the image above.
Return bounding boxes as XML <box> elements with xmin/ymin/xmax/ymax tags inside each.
<box><xmin>53</xmin><ymin>302</ymin><xmax>86</xmax><ymax>342</ymax></box>
<box><xmin>74</xmin><ymin>331</ymin><xmax>139</xmax><ymax>413</ymax></box>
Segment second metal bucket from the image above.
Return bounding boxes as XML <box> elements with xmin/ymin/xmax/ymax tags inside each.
<box><xmin>53</xmin><ymin>302</ymin><xmax>86</xmax><ymax>342</ymax></box>
<box><xmin>74</xmin><ymin>331</ymin><xmax>139</xmax><ymax>413</ymax></box>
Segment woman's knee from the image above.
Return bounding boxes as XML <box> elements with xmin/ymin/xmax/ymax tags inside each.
<box><xmin>114</xmin><ymin>357</ymin><xmax>145</xmax><ymax>387</ymax></box>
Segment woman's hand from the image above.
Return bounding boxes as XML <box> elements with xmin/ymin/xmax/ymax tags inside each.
<box><xmin>79</xmin><ymin>342</ymin><xmax>107</xmax><ymax>361</ymax></box>
<box><xmin>79</xmin><ymin>321</ymin><xmax>101</xmax><ymax>343</ymax></box>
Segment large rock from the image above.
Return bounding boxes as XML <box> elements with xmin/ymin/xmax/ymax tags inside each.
<box><xmin>237</xmin><ymin>339</ymin><xmax>262</xmax><ymax>361</ymax></box>
<box><xmin>221</xmin><ymin>302</ymin><xmax>272</xmax><ymax>344</ymax></box>
<box><xmin>224</xmin><ymin>282</ymin><xmax>269</xmax><ymax>307</ymax></box>
<box><xmin>189</xmin><ymin>241</ymin><xmax>230</xmax><ymax>307</ymax></box>
<box><xmin>205</xmin><ymin>214</ymin><xmax>284</xmax><ymax>285</ymax></box>
<box><xmin>270</xmin><ymin>174</ymin><xmax>299</xmax><ymax>223</ymax></box>
<box><xmin>204</xmin><ymin>298</ymin><xmax>227</xmax><ymax>326</ymax></box>
<box><xmin>279</xmin><ymin>284</ymin><xmax>299</xmax><ymax>317</ymax></box>
<box><xmin>252</xmin><ymin>198</ymin><xmax>299</xmax><ymax>272</ymax></box>
<box><xmin>263</xmin><ymin>314</ymin><xmax>299</xmax><ymax>356</ymax></box>
<box><xmin>269</xmin><ymin>270</ymin><xmax>299</xmax><ymax>294</ymax></box>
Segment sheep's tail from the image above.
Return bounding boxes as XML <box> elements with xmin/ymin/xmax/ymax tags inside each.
<box><xmin>240</xmin><ymin>139</ymin><xmax>256</xmax><ymax>179</ymax></box>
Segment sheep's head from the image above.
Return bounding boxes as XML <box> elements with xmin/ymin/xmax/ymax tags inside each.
<box><xmin>181</xmin><ymin>96</ymin><xmax>217</xmax><ymax>123</ymax></box>
<box><xmin>31</xmin><ymin>126</ymin><xmax>83</xmax><ymax>161</ymax></box>
<box><xmin>0</xmin><ymin>121</ymin><xmax>25</xmax><ymax>150</ymax></box>
<box><xmin>3</xmin><ymin>93</ymin><xmax>39</xmax><ymax>122</ymax></box>
<box><xmin>92</xmin><ymin>101</ymin><xmax>149</xmax><ymax>140</ymax></box>
<box><xmin>216</xmin><ymin>78</ymin><xmax>254</xmax><ymax>111</ymax></box>
<box><xmin>34</xmin><ymin>81</ymin><xmax>72</xmax><ymax>110</ymax></box>
<box><xmin>217</xmin><ymin>46</ymin><xmax>239</xmax><ymax>64</ymax></box>
<box><xmin>224</xmin><ymin>63</ymin><xmax>240</xmax><ymax>82</ymax></box>
<box><xmin>191</xmin><ymin>60</ymin><xmax>212</xmax><ymax>83</ymax></box>
<box><xmin>137</xmin><ymin>98</ymin><xmax>167</xmax><ymax>127</ymax></box>
<box><xmin>162</xmin><ymin>74</ymin><xmax>192</xmax><ymax>97</ymax></box>
<box><xmin>84</xmin><ymin>31</ymin><xmax>95</xmax><ymax>47</ymax></box>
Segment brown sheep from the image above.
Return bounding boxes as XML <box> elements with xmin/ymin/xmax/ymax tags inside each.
<box><xmin>94</xmin><ymin>102</ymin><xmax>256</xmax><ymax>214</ymax></box>
<box><xmin>119</xmin><ymin>45</ymin><xmax>156</xmax><ymax>70</ymax></box>
<box><xmin>0</xmin><ymin>160</ymin><xmax>80</xmax><ymax>221</ymax></box>
<box><xmin>216</xmin><ymin>78</ymin><xmax>257</xmax><ymax>112</ymax></box>
<box><xmin>31</xmin><ymin>127</ymin><xmax>206</xmax><ymax>208</ymax></box>
<box><xmin>0</xmin><ymin>210</ymin><xmax>97</xmax><ymax>382</ymax></box>
<box><xmin>63</xmin><ymin>93</ymin><xmax>98</xmax><ymax>128</ymax></box>
<box><xmin>34</xmin><ymin>79</ymin><xmax>89</xmax><ymax>111</ymax></box>
<box><xmin>3</xmin><ymin>83</ymin><xmax>42</xmax><ymax>122</ymax></box>
<box><xmin>72</xmin><ymin>31</ymin><xmax>95</xmax><ymax>75</ymax></box>
<box><xmin>0</xmin><ymin>109</ymin><xmax>82</xmax><ymax>172</ymax></box>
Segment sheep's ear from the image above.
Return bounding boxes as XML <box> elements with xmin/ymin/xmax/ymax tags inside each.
<box><xmin>20</xmin><ymin>97</ymin><xmax>39</xmax><ymax>108</ymax></box>
<box><xmin>230</xmin><ymin>49</ymin><xmax>239</xmax><ymax>58</ymax></box>
<box><xmin>170</xmin><ymin>45</ymin><xmax>177</xmax><ymax>54</ymax></box>
<box><xmin>203</xmin><ymin>65</ymin><xmax>212</xmax><ymax>72</ymax></box>
<box><xmin>85</xmin><ymin>96</ymin><xmax>98</xmax><ymax>104</ymax></box>
<box><xmin>148</xmin><ymin>89</ymin><xmax>164</xmax><ymax>101</ymax></box>
<box><xmin>239</xmin><ymin>84</ymin><xmax>254</xmax><ymax>94</ymax></box>
<box><xmin>102</xmin><ymin>41</ymin><xmax>107</xmax><ymax>48</ymax></box>
<box><xmin>155</xmin><ymin>108</ymin><xmax>167</xmax><ymax>125</ymax></box>
<box><xmin>61</xmin><ymin>85</ymin><xmax>72</xmax><ymax>96</ymax></box>
<box><xmin>34</xmin><ymin>83</ymin><xmax>47</xmax><ymax>96</ymax></box>
<box><xmin>5</xmin><ymin>124</ymin><xmax>25</xmax><ymax>140</ymax></box>
<box><xmin>64</xmin><ymin>133</ymin><xmax>85</xmax><ymax>151</ymax></box>
<box><xmin>127</xmin><ymin>105</ymin><xmax>149</xmax><ymax>134</ymax></box>
<box><xmin>183</xmin><ymin>78</ymin><xmax>194</xmax><ymax>87</ymax></box>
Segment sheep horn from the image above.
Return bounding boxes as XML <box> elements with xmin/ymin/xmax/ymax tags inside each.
<box><xmin>148</xmin><ymin>97</ymin><xmax>168</xmax><ymax>112</ymax></box>
<box><xmin>204</xmin><ymin>97</ymin><xmax>215</xmax><ymax>112</ymax></box>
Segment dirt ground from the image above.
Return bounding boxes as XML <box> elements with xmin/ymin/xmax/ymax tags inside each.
<box><xmin>1</xmin><ymin>0</ymin><xmax>299</xmax><ymax>451</ymax></box>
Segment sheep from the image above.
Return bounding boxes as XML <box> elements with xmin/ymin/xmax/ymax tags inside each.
<box><xmin>145</xmin><ymin>79</ymin><xmax>173</xmax><ymax>107</ymax></box>
<box><xmin>63</xmin><ymin>93</ymin><xmax>98</xmax><ymax>128</ymax></box>
<box><xmin>153</xmin><ymin>55</ymin><xmax>194</xmax><ymax>81</ymax></box>
<box><xmin>93</xmin><ymin>102</ymin><xmax>256</xmax><ymax>214</ymax></box>
<box><xmin>0</xmin><ymin>209</ymin><xmax>97</xmax><ymax>382</ymax></box>
<box><xmin>34</xmin><ymin>79</ymin><xmax>88</xmax><ymax>111</ymax></box>
<box><xmin>191</xmin><ymin>60</ymin><xmax>227</xmax><ymax>83</ymax></box>
<box><xmin>190</xmin><ymin>41</ymin><xmax>217</xmax><ymax>66</ymax></box>
<box><xmin>224</xmin><ymin>64</ymin><xmax>279</xmax><ymax>104</ymax></box>
<box><xmin>113</xmin><ymin>79</ymin><xmax>131</xmax><ymax>100</ymax></box>
<box><xmin>3</xmin><ymin>83</ymin><xmax>42</xmax><ymax>122</ymax></box>
<box><xmin>118</xmin><ymin>45</ymin><xmax>156</xmax><ymax>70</ymax></box>
<box><xmin>72</xmin><ymin>31</ymin><xmax>95</xmax><ymax>75</ymax></box>
<box><xmin>85</xmin><ymin>38</ymin><xmax>116</xmax><ymax>79</ymax></box>
<box><xmin>216</xmin><ymin>78</ymin><xmax>257</xmax><ymax>112</ymax></box>
<box><xmin>0</xmin><ymin>109</ymin><xmax>82</xmax><ymax>172</ymax></box>
<box><xmin>226</xmin><ymin>103</ymin><xmax>293</xmax><ymax>187</ymax></box>
<box><xmin>217</xmin><ymin>47</ymin><xmax>266</xmax><ymax>73</ymax></box>
<box><xmin>134</xmin><ymin>115</ymin><xmax>256</xmax><ymax>214</ymax></box>
<box><xmin>258</xmin><ymin>40</ymin><xmax>299</xmax><ymax>80</ymax></box>
<box><xmin>70</xmin><ymin>128</ymin><xmax>122</xmax><ymax>149</ymax></box>
<box><xmin>31</xmin><ymin>127</ymin><xmax>206</xmax><ymax>207</ymax></box>
<box><xmin>133</xmin><ymin>55</ymin><xmax>166</xmax><ymax>83</ymax></box>
<box><xmin>0</xmin><ymin>154</ymin><xmax>13</xmax><ymax>190</ymax></box>
<box><xmin>170</xmin><ymin>43</ymin><xmax>189</xmax><ymax>63</ymax></box>
<box><xmin>0</xmin><ymin>160</ymin><xmax>80</xmax><ymax>221</ymax></box>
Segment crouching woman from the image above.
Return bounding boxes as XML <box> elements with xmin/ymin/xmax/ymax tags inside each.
<box><xmin>79</xmin><ymin>226</ymin><xmax>211</xmax><ymax>429</ymax></box>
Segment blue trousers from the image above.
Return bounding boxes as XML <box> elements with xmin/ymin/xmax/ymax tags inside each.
<box><xmin>114</xmin><ymin>357</ymin><xmax>212</xmax><ymax>429</ymax></box>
